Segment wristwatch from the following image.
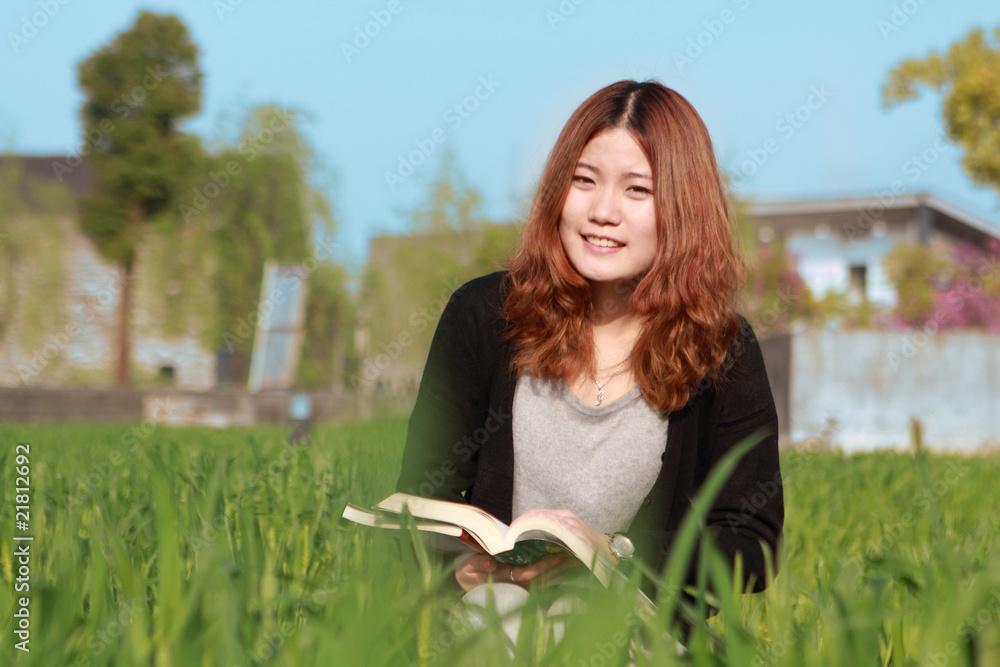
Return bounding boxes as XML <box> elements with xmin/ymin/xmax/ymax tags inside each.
<box><xmin>608</xmin><ymin>533</ymin><xmax>635</xmax><ymax>562</ymax></box>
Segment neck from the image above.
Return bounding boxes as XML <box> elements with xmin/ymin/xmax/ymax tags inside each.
<box><xmin>588</xmin><ymin>285</ymin><xmax>642</xmax><ymax>371</ymax></box>
<box><xmin>588</xmin><ymin>278</ymin><xmax>636</xmax><ymax>329</ymax></box>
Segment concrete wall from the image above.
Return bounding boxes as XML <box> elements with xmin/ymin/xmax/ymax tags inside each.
<box><xmin>0</xmin><ymin>387</ymin><xmax>393</xmax><ymax>425</ymax></box>
<box><xmin>767</xmin><ymin>331</ymin><xmax>1000</xmax><ymax>452</ymax></box>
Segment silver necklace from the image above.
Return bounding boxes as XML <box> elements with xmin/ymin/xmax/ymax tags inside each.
<box><xmin>593</xmin><ymin>355</ymin><xmax>630</xmax><ymax>406</ymax></box>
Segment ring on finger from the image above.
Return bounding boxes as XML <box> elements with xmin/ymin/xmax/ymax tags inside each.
<box><xmin>509</xmin><ymin>566</ymin><xmax>516</xmax><ymax>583</ymax></box>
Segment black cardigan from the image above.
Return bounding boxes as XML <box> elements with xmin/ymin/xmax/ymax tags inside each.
<box><xmin>396</xmin><ymin>270</ymin><xmax>783</xmax><ymax>599</ymax></box>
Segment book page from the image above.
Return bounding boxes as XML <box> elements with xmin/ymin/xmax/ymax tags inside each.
<box><xmin>373</xmin><ymin>493</ymin><xmax>510</xmax><ymax>549</ymax></box>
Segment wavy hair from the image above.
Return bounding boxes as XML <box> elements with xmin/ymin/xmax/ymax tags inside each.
<box><xmin>503</xmin><ymin>79</ymin><xmax>746</xmax><ymax>413</ymax></box>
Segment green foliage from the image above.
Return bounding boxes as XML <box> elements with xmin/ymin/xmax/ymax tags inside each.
<box><xmin>740</xmin><ymin>236</ymin><xmax>816</xmax><ymax>337</ymax></box>
<box><xmin>810</xmin><ymin>290</ymin><xmax>883</xmax><ymax>330</ymax></box>
<box><xmin>75</xmin><ymin>10</ymin><xmax>206</xmax><ymax>385</ymax></box>
<box><xmin>2</xmin><ymin>422</ymin><xmax>1000</xmax><ymax>665</ymax></box>
<box><xmin>408</xmin><ymin>150</ymin><xmax>482</xmax><ymax>232</ymax></box>
<box><xmin>297</xmin><ymin>261</ymin><xmax>355</xmax><ymax>388</ymax></box>
<box><xmin>736</xmin><ymin>203</ymin><xmax>888</xmax><ymax>334</ymax></box>
<box><xmin>357</xmin><ymin>155</ymin><xmax>517</xmax><ymax>391</ymax></box>
<box><xmin>883</xmin><ymin>26</ymin><xmax>1000</xmax><ymax>194</ymax></box>
<box><xmin>883</xmin><ymin>239</ymin><xmax>1000</xmax><ymax>331</ymax></box>
<box><xmin>76</xmin><ymin>10</ymin><xmax>205</xmax><ymax>267</ymax></box>
<box><xmin>0</xmin><ymin>157</ymin><xmax>73</xmax><ymax>345</ymax></box>
<box><xmin>472</xmin><ymin>221</ymin><xmax>523</xmax><ymax>276</ymax></box>
<box><xmin>882</xmin><ymin>241</ymin><xmax>950</xmax><ymax>324</ymax></box>
<box><xmin>133</xmin><ymin>213</ymin><xmax>216</xmax><ymax>342</ymax></box>
<box><xmin>202</xmin><ymin>105</ymin><xmax>343</xmax><ymax>383</ymax></box>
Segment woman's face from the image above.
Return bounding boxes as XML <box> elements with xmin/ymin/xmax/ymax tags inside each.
<box><xmin>558</xmin><ymin>127</ymin><xmax>658</xmax><ymax>289</ymax></box>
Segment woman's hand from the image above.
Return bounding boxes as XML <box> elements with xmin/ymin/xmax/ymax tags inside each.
<box><xmin>454</xmin><ymin>552</ymin><xmax>581</xmax><ymax>592</ymax></box>
<box><xmin>513</xmin><ymin>508</ymin><xmax>618</xmax><ymax>565</ymax></box>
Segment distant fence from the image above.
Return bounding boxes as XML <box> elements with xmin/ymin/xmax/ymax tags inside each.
<box><xmin>0</xmin><ymin>387</ymin><xmax>417</xmax><ymax>425</ymax></box>
<box><xmin>759</xmin><ymin>330</ymin><xmax>1000</xmax><ymax>452</ymax></box>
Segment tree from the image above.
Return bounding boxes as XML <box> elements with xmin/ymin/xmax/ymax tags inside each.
<box><xmin>882</xmin><ymin>27</ymin><xmax>1000</xmax><ymax>194</ymax></box>
<box><xmin>357</xmin><ymin>154</ymin><xmax>517</xmax><ymax>393</ymax></box>
<box><xmin>76</xmin><ymin>11</ymin><xmax>204</xmax><ymax>385</ymax></box>
<box><xmin>730</xmin><ymin>202</ymin><xmax>816</xmax><ymax>336</ymax></box>
<box><xmin>883</xmin><ymin>238</ymin><xmax>1000</xmax><ymax>331</ymax></box>
<box><xmin>204</xmin><ymin>105</ymin><xmax>343</xmax><ymax>385</ymax></box>
<box><xmin>405</xmin><ymin>149</ymin><xmax>482</xmax><ymax>232</ymax></box>
<box><xmin>297</xmin><ymin>261</ymin><xmax>354</xmax><ymax>388</ymax></box>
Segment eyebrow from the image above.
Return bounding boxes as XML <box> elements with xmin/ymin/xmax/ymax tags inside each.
<box><xmin>576</xmin><ymin>161</ymin><xmax>652</xmax><ymax>181</ymax></box>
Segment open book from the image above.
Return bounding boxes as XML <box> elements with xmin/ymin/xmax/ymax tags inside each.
<box><xmin>341</xmin><ymin>492</ymin><xmax>617</xmax><ymax>587</ymax></box>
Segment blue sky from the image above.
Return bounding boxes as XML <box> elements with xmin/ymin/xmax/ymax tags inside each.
<box><xmin>3</xmin><ymin>0</ymin><xmax>1000</xmax><ymax>268</ymax></box>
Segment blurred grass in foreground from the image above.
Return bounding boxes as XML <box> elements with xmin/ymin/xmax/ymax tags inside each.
<box><xmin>0</xmin><ymin>420</ymin><xmax>998</xmax><ymax>666</ymax></box>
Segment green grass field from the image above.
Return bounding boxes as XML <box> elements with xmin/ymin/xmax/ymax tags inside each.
<box><xmin>1</xmin><ymin>419</ymin><xmax>999</xmax><ymax>666</ymax></box>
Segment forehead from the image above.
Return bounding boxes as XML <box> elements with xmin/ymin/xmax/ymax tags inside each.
<box><xmin>578</xmin><ymin>128</ymin><xmax>650</xmax><ymax>173</ymax></box>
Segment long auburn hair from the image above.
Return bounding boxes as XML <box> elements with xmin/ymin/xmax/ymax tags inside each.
<box><xmin>503</xmin><ymin>79</ymin><xmax>746</xmax><ymax>414</ymax></box>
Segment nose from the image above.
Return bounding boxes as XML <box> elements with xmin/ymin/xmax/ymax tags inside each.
<box><xmin>588</xmin><ymin>186</ymin><xmax>622</xmax><ymax>226</ymax></box>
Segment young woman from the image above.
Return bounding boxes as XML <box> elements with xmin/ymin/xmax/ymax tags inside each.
<box><xmin>396</xmin><ymin>79</ymin><xmax>783</xmax><ymax>613</ymax></box>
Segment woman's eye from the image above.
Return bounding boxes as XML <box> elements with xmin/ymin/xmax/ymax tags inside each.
<box><xmin>629</xmin><ymin>186</ymin><xmax>653</xmax><ymax>195</ymax></box>
<box><xmin>572</xmin><ymin>175</ymin><xmax>593</xmax><ymax>184</ymax></box>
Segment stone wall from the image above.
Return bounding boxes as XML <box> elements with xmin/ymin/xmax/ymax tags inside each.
<box><xmin>760</xmin><ymin>330</ymin><xmax>1000</xmax><ymax>451</ymax></box>
<box><xmin>1</xmin><ymin>218</ymin><xmax>215</xmax><ymax>389</ymax></box>
<box><xmin>0</xmin><ymin>387</ymin><xmax>372</xmax><ymax>425</ymax></box>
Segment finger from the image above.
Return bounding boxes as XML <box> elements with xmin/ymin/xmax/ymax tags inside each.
<box><xmin>537</xmin><ymin>556</ymin><xmax>583</xmax><ymax>581</ymax></box>
<box><xmin>512</xmin><ymin>554</ymin><xmax>565</xmax><ymax>581</ymax></box>
<box><xmin>530</xmin><ymin>554</ymin><xmax>566</xmax><ymax>573</ymax></box>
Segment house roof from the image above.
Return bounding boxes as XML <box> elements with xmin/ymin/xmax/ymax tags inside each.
<box><xmin>0</xmin><ymin>154</ymin><xmax>92</xmax><ymax>199</ymax></box>
<box><xmin>744</xmin><ymin>192</ymin><xmax>1000</xmax><ymax>241</ymax></box>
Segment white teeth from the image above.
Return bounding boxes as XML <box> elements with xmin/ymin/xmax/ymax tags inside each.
<box><xmin>585</xmin><ymin>236</ymin><xmax>624</xmax><ymax>248</ymax></box>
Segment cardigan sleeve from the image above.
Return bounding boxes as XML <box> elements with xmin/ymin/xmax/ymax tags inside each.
<box><xmin>627</xmin><ymin>318</ymin><xmax>783</xmax><ymax>603</ymax></box>
<box><xmin>692</xmin><ymin>319</ymin><xmax>784</xmax><ymax>594</ymax></box>
<box><xmin>395</xmin><ymin>272</ymin><xmax>507</xmax><ymax>503</ymax></box>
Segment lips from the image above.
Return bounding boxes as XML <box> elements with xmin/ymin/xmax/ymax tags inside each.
<box><xmin>583</xmin><ymin>235</ymin><xmax>625</xmax><ymax>248</ymax></box>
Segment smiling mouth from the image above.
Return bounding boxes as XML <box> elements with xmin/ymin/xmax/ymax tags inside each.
<box><xmin>584</xmin><ymin>235</ymin><xmax>625</xmax><ymax>248</ymax></box>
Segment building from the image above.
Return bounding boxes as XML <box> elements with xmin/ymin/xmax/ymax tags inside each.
<box><xmin>746</xmin><ymin>192</ymin><xmax>1000</xmax><ymax>306</ymax></box>
<box><xmin>0</xmin><ymin>155</ymin><xmax>216</xmax><ymax>389</ymax></box>
<box><xmin>747</xmin><ymin>192</ymin><xmax>1000</xmax><ymax>450</ymax></box>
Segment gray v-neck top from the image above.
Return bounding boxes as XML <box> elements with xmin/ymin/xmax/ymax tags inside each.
<box><xmin>510</xmin><ymin>372</ymin><xmax>669</xmax><ymax>535</ymax></box>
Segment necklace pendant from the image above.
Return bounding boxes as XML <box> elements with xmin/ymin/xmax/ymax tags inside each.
<box><xmin>595</xmin><ymin>390</ymin><xmax>604</xmax><ymax>406</ymax></box>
